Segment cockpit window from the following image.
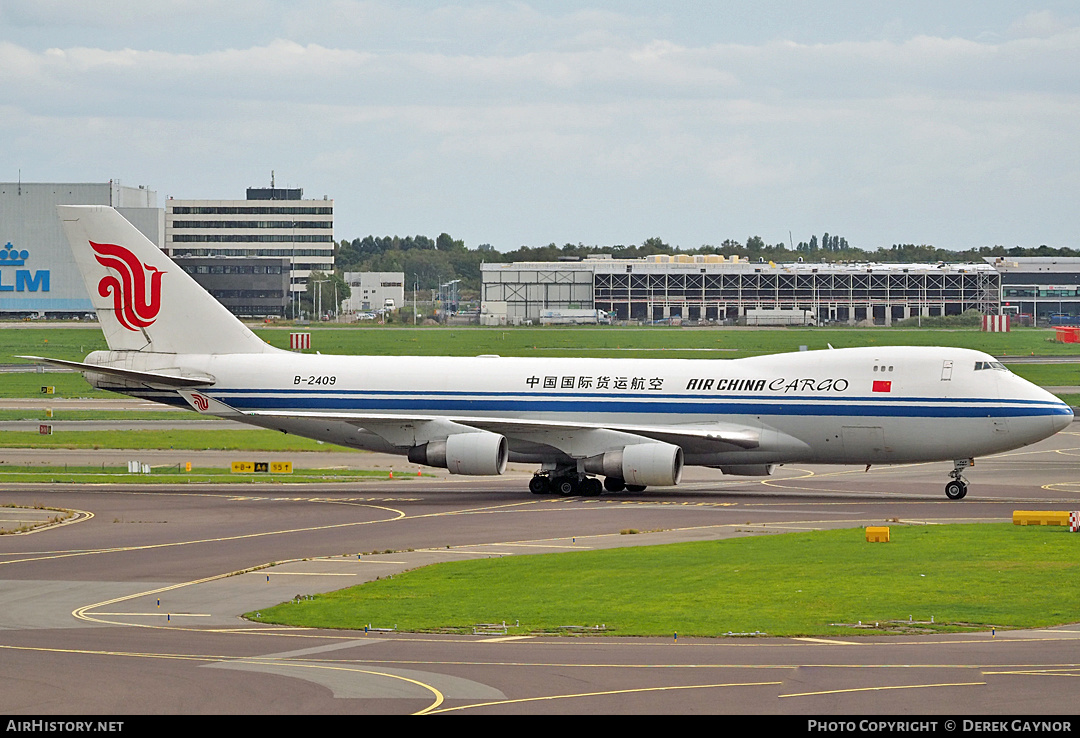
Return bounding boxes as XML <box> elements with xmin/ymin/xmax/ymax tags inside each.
<box><xmin>974</xmin><ymin>361</ymin><xmax>1009</xmax><ymax>371</ymax></box>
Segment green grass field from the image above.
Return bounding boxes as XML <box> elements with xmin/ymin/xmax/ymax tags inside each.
<box><xmin>0</xmin><ymin>428</ymin><xmax>363</xmax><ymax>452</ymax></box>
<box><xmin>6</xmin><ymin>324</ymin><xmax>1080</xmax><ymax>364</ymax></box>
<box><xmin>999</xmin><ymin>363</ymin><xmax>1080</xmax><ymax>386</ymax></box>
<box><xmin>0</xmin><ymin>409</ymin><xmax>204</xmax><ymax>421</ymax></box>
<box><xmin>249</xmin><ymin>524</ymin><xmax>1080</xmax><ymax>637</ymax></box>
<box><xmin>0</xmin><ymin>372</ymin><xmax>117</xmax><ymax>399</ymax></box>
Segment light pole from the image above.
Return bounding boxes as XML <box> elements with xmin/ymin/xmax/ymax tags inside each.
<box><xmin>290</xmin><ymin>220</ymin><xmax>296</xmax><ymax>320</ymax></box>
<box><xmin>440</xmin><ymin>279</ymin><xmax>461</xmax><ymax>323</ymax></box>
<box><xmin>312</xmin><ymin>278</ymin><xmax>327</xmax><ymax>321</ymax></box>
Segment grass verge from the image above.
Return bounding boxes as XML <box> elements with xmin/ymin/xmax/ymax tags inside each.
<box><xmin>0</xmin><ymin>429</ymin><xmax>364</xmax><ymax>452</ymax></box>
<box><xmin>248</xmin><ymin>524</ymin><xmax>1080</xmax><ymax>637</ymax></box>
<box><xmin>6</xmin><ymin>325</ymin><xmax>1080</xmax><ymax>365</ymax></box>
<box><xmin>0</xmin><ymin>465</ymin><xmax>403</xmax><ymax>485</ymax></box>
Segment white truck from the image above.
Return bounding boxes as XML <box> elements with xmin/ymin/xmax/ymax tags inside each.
<box><xmin>539</xmin><ymin>309</ymin><xmax>610</xmax><ymax>325</ymax></box>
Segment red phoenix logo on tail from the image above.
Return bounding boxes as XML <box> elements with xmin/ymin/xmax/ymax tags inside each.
<box><xmin>90</xmin><ymin>241</ymin><xmax>164</xmax><ymax>331</ymax></box>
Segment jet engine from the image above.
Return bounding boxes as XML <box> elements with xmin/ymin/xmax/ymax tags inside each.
<box><xmin>408</xmin><ymin>432</ymin><xmax>508</xmax><ymax>475</ymax></box>
<box><xmin>584</xmin><ymin>442</ymin><xmax>684</xmax><ymax>487</ymax></box>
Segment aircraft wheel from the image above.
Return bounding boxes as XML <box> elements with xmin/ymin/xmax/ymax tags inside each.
<box><xmin>529</xmin><ymin>476</ymin><xmax>550</xmax><ymax>495</ymax></box>
<box><xmin>557</xmin><ymin>478</ymin><xmax>576</xmax><ymax>496</ymax></box>
<box><xmin>625</xmin><ymin>484</ymin><xmax>647</xmax><ymax>493</ymax></box>
<box><xmin>945</xmin><ymin>480</ymin><xmax>968</xmax><ymax>500</ymax></box>
<box><xmin>582</xmin><ymin>477</ymin><xmax>603</xmax><ymax>496</ymax></box>
<box><xmin>604</xmin><ymin>476</ymin><xmax>626</xmax><ymax>493</ymax></box>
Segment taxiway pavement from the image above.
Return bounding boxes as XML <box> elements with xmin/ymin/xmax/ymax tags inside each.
<box><xmin>1</xmin><ymin>427</ymin><xmax>1080</xmax><ymax>716</ymax></box>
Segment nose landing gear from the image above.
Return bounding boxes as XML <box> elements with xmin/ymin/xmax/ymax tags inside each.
<box><xmin>945</xmin><ymin>458</ymin><xmax>973</xmax><ymax>500</ymax></box>
<box><xmin>945</xmin><ymin>479</ymin><xmax>968</xmax><ymax>500</ymax></box>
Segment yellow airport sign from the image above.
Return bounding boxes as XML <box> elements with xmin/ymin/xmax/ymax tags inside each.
<box><xmin>231</xmin><ymin>461</ymin><xmax>292</xmax><ymax>474</ymax></box>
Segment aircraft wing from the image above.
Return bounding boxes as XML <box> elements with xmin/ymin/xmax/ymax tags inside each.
<box><xmin>206</xmin><ymin>406</ymin><xmax>762</xmax><ymax>457</ymax></box>
<box><xmin>455</xmin><ymin>416</ymin><xmax>761</xmax><ymax>456</ymax></box>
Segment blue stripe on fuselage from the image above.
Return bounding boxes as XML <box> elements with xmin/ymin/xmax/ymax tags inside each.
<box><xmin>207</xmin><ymin>388</ymin><xmax>1070</xmax><ymax>419</ymax></box>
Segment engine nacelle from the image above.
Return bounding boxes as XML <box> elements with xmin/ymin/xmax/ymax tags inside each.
<box><xmin>584</xmin><ymin>442</ymin><xmax>684</xmax><ymax>487</ymax></box>
<box><xmin>716</xmin><ymin>464</ymin><xmax>775</xmax><ymax>476</ymax></box>
<box><xmin>407</xmin><ymin>432</ymin><xmax>508</xmax><ymax>476</ymax></box>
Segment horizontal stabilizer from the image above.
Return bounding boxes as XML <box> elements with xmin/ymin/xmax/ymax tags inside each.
<box><xmin>19</xmin><ymin>356</ymin><xmax>216</xmax><ymax>389</ymax></box>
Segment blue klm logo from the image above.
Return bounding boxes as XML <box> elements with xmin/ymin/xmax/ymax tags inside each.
<box><xmin>0</xmin><ymin>242</ymin><xmax>50</xmax><ymax>292</ymax></box>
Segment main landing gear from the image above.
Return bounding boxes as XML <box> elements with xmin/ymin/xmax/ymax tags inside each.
<box><xmin>529</xmin><ymin>472</ymin><xmax>646</xmax><ymax>497</ymax></box>
<box><xmin>945</xmin><ymin>458</ymin><xmax>973</xmax><ymax>500</ymax></box>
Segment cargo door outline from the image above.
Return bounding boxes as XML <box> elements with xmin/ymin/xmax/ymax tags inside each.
<box><xmin>841</xmin><ymin>425</ymin><xmax>889</xmax><ymax>459</ymax></box>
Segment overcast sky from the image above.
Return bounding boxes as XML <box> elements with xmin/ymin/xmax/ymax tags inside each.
<box><xmin>2</xmin><ymin>1</ymin><xmax>1078</xmax><ymax>252</ymax></box>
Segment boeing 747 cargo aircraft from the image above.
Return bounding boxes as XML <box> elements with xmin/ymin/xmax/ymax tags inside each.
<box><xmin>27</xmin><ymin>206</ymin><xmax>1073</xmax><ymax>499</ymax></box>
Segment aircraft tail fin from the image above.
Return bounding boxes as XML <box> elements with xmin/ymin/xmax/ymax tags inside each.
<box><xmin>57</xmin><ymin>205</ymin><xmax>277</xmax><ymax>355</ymax></box>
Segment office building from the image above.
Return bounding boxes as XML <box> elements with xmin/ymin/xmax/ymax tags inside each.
<box><xmin>165</xmin><ymin>186</ymin><xmax>334</xmax><ymax>311</ymax></box>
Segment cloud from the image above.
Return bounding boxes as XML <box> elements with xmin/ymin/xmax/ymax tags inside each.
<box><xmin>2</xmin><ymin>3</ymin><xmax>1080</xmax><ymax>249</ymax></box>
<box><xmin>1008</xmin><ymin>10</ymin><xmax>1076</xmax><ymax>39</ymax></box>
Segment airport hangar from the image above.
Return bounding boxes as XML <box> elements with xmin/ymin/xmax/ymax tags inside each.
<box><xmin>482</xmin><ymin>255</ymin><xmax>1080</xmax><ymax>327</ymax></box>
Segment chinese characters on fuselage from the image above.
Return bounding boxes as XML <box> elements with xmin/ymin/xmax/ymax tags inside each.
<box><xmin>526</xmin><ymin>376</ymin><xmax>665</xmax><ymax>391</ymax></box>
<box><xmin>522</xmin><ymin>376</ymin><xmax>851</xmax><ymax>393</ymax></box>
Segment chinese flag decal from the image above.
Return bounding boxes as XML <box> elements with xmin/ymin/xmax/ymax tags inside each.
<box><xmin>872</xmin><ymin>380</ymin><xmax>892</xmax><ymax>393</ymax></box>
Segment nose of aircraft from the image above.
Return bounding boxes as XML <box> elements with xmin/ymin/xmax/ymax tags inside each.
<box><xmin>1009</xmin><ymin>374</ymin><xmax>1073</xmax><ymax>439</ymax></box>
<box><xmin>1053</xmin><ymin>402</ymin><xmax>1074</xmax><ymax>433</ymax></box>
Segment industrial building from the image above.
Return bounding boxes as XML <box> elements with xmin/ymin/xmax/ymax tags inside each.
<box><xmin>482</xmin><ymin>255</ymin><xmax>1001</xmax><ymax>326</ymax></box>
<box><xmin>342</xmin><ymin>271</ymin><xmax>405</xmax><ymax>315</ymax></box>
<box><xmin>0</xmin><ymin>181</ymin><xmax>161</xmax><ymax>317</ymax></box>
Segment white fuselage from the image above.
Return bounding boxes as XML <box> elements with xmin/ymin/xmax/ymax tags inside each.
<box><xmin>88</xmin><ymin>345</ymin><xmax>1072</xmax><ymax>469</ymax></box>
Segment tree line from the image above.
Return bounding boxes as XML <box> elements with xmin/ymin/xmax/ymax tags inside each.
<box><xmin>334</xmin><ymin>232</ymin><xmax>1078</xmax><ymax>295</ymax></box>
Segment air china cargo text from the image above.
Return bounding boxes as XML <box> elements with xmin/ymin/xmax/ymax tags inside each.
<box><xmin>686</xmin><ymin>377</ymin><xmax>850</xmax><ymax>393</ymax></box>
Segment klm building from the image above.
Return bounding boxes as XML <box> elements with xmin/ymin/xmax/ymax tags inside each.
<box><xmin>0</xmin><ymin>182</ymin><xmax>162</xmax><ymax>317</ymax></box>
